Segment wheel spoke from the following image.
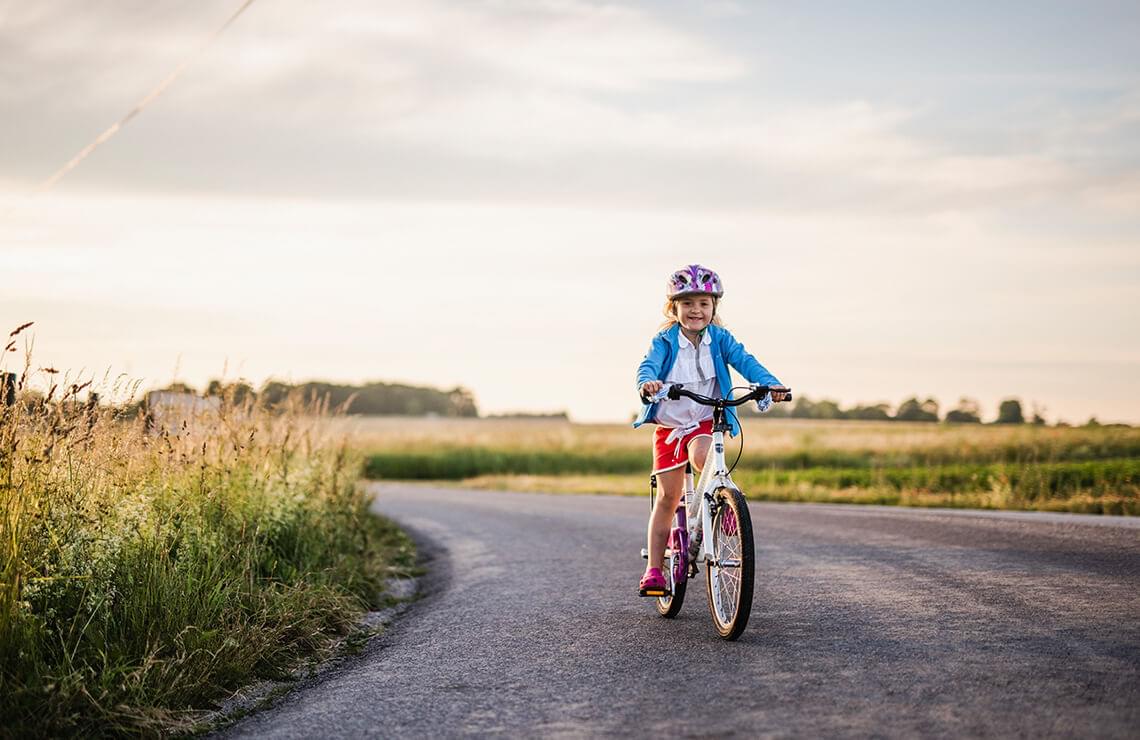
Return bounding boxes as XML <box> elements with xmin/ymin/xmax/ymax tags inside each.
<box><xmin>711</xmin><ymin>506</ymin><xmax>743</xmax><ymax>626</ymax></box>
<box><xmin>704</xmin><ymin>490</ymin><xmax>754</xmax><ymax>640</ymax></box>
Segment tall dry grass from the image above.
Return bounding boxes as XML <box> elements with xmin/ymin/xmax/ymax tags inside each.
<box><xmin>1</xmin><ymin>328</ymin><xmax>412</xmax><ymax>736</ymax></box>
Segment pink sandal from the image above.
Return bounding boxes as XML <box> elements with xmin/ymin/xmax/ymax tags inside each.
<box><xmin>638</xmin><ymin>567</ymin><xmax>668</xmax><ymax>597</ymax></box>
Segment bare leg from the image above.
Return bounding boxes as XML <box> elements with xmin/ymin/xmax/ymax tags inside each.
<box><xmin>646</xmin><ymin>467</ymin><xmax>684</xmax><ymax>571</ymax></box>
<box><xmin>646</xmin><ymin>436</ymin><xmax>712</xmax><ymax>572</ymax></box>
<box><xmin>688</xmin><ymin>436</ymin><xmax>711</xmax><ymax>477</ymax></box>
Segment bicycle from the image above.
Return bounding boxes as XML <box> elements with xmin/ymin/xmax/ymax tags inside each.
<box><xmin>639</xmin><ymin>383</ymin><xmax>792</xmax><ymax>640</ymax></box>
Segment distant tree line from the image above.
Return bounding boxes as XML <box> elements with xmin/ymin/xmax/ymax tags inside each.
<box><xmin>143</xmin><ymin>379</ymin><xmax>479</xmax><ymax>417</ymax></box>
<box><xmin>484</xmin><ymin>411</ymin><xmax>571</xmax><ymax>420</ymax></box>
<box><xmin>746</xmin><ymin>395</ymin><xmax>1052</xmax><ymax>425</ymax></box>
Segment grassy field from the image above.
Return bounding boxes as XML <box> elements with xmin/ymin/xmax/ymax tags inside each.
<box><xmin>1</xmin><ymin>370</ymin><xmax>414</xmax><ymax>736</ymax></box>
<box><xmin>343</xmin><ymin>417</ymin><xmax>1140</xmax><ymax>515</ymax></box>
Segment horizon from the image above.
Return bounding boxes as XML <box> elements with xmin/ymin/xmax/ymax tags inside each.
<box><xmin>3</xmin><ymin>1</ymin><xmax>1138</xmax><ymax>425</ymax></box>
<box><xmin>1</xmin><ymin>342</ymin><xmax>1127</xmax><ymax>427</ymax></box>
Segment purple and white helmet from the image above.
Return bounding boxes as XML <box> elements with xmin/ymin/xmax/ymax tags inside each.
<box><xmin>666</xmin><ymin>264</ymin><xmax>724</xmax><ymax>299</ymax></box>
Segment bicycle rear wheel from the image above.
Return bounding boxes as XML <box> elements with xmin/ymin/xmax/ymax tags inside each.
<box><xmin>656</xmin><ymin>544</ymin><xmax>687</xmax><ymax>617</ymax></box>
<box><xmin>705</xmin><ymin>487</ymin><xmax>754</xmax><ymax>639</ymax></box>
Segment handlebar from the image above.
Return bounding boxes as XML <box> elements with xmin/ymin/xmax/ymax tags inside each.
<box><xmin>658</xmin><ymin>384</ymin><xmax>792</xmax><ymax>406</ymax></box>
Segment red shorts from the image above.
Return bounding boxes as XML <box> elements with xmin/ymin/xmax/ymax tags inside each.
<box><xmin>652</xmin><ymin>419</ymin><xmax>714</xmax><ymax>474</ymax></box>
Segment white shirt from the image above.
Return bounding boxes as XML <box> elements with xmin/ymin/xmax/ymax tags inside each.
<box><xmin>656</xmin><ymin>329</ymin><xmax>717</xmax><ymax>429</ymax></box>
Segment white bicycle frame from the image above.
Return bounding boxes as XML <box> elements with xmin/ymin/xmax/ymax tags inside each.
<box><xmin>641</xmin><ymin>429</ymin><xmax>736</xmax><ymax>572</ymax></box>
<box><xmin>686</xmin><ymin>426</ymin><xmax>736</xmax><ymax>563</ymax></box>
<box><xmin>684</xmin><ymin>426</ymin><xmax>744</xmax><ymax>622</ymax></box>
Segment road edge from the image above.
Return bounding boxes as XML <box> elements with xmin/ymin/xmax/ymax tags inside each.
<box><xmin>199</xmin><ymin>517</ymin><xmax>451</xmax><ymax>737</ymax></box>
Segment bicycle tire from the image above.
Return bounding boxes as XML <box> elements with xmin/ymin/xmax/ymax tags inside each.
<box><xmin>656</xmin><ymin>546</ymin><xmax>687</xmax><ymax>617</ymax></box>
<box><xmin>705</xmin><ymin>487</ymin><xmax>754</xmax><ymax>640</ymax></box>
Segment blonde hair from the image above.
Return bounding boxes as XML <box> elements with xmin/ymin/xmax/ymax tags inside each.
<box><xmin>658</xmin><ymin>296</ymin><xmax>725</xmax><ymax>331</ymax></box>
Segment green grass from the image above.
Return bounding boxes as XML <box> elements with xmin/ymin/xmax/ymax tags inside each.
<box><xmin>442</xmin><ymin>467</ymin><xmax>1138</xmax><ymax>515</ymax></box>
<box><xmin>363</xmin><ymin>432</ymin><xmax>1140</xmax><ymax>481</ymax></box>
<box><xmin>359</xmin><ymin>420</ymin><xmax>1139</xmax><ymax>515</ymax></box>
<box><xmin>732</xmin><ymin>459</ymin><xmax>1139</xmax><ymax>514</ymax></box>
<box><xmin>741</xmin><ymin>457</ymin><xmax>1138</xmax><ymax>496</ymax></box>
<box><xmin>364</xmin><ymin>448</ymin><xmax>648</xmax><ymax>479</ymax></box>
<box><xmin>1</xmin><ymin>371</ymin><xmax>415</xmax><ymax>737</ymax></box>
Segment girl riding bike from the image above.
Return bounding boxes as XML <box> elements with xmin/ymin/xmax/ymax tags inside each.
<box><xmin>633</xmin><ymin>264</ymin><xmax>789</xmax><ymax>596</ymax></box>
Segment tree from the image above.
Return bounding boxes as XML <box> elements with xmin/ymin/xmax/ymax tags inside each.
<box><xmin>921</xmin><ymin>397</ymin><xmax>940</xmax><ymax>420</ymax></box>
<box><xmin>895</xmin><ymin>396</ymin><xmax>939</xmax><ymax>422</ymax></box>
<box><xmin>789</xmin><ymin>397</ymin><xmax>816</xmax><ymax>419</ymax></box>
<box><xmin>995</xmin><ymin>398</ymin><xmax>1024</xmax><ymax>424</ymax></box>
<box><xmin>447</xmin><ymin>387</ymin><xmax>479</xmax><ymax>417</ymax></box>
<box><xmin>158</xmin><ymin>382</ymin><xmax>197</xmax><ymax>395</ymax></box>
<box><xmin>811</xmin><ymin>399</ymin><xmax>845</xmax><ymax>419</ymax></box>
<box><xmin>256</xmin><ymin>379</ymin><xmax>479</xmax><ymax>416</ymax></box>
<box><xmin>847</xmin><ymin>403</ymin><xmax>892</xmax><ymax>421</ymax></box>
<box><xmin>259</xmin><ymin>381</ymin><xmax>293</xmax><ymax>407</ymax></box>
<box><xmin>945</xmin><ymin>397</ymin><xmax>981</xmax><ymax>424</ymax></box>
<box><xmin>206</xmin><ymin>379</ymin><xmax>256</xmax><ymax>405</ymax></box>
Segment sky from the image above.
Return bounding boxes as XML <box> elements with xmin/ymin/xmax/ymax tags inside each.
<box><xmin>2</xmin><ymin>0</ymin><xmax>1139</xmax><ymax>424</ymax></box>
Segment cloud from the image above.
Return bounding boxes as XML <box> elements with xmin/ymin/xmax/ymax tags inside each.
<box><xmin>0</xmin><ymin>0</ymin><xmax>744</xmax><ymax>112</ymax></box>
<box><xmin>0</xmin><ymin>0</ymin><xmax>749</xmax><ymax>196</ymax></box>
<box><xmin>1</xmin><ymin>0</ymin><xmax>1138</xmax><ymax>225</ymax></box>
<box><xmin>325</xmin><ymin>0</ymin><xmax>746</xmax><ymax>92</ymax></box>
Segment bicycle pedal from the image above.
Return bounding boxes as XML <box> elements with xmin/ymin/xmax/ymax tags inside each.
<box><xmin>640</xmin><ymin>548</ymin><xmax>649</xmax><ymax>559</ymax></box>
<box><xmin>639</xmin><ymin>587</ymin><xmax>670</xmax><ymax>598</ymax></box>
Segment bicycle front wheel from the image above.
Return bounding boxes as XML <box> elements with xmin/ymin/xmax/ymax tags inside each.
<box><xmin>705</xmin><ymin>487</ymin><xmax>754</xmax><ymax>640</ymax></box>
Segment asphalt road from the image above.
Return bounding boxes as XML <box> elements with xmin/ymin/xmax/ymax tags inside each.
<box><xmin>218</xmin><ymin>484</ymin><xmax>1140</xmax><ymax>738</ymax></box>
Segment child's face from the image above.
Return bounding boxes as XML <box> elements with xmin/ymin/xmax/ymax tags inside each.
<box><xmin>675</xmin><ymin>295</ymin><xmax>715</xmax><ymax>333</ymax></box>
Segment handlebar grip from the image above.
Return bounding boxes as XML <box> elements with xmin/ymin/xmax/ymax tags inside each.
<box><xmin>667</xmin><ymin>384</ymin><xmax>681</xmax><ymax>400</ymax></box>
<box><xmin>763</xmin><ymin>387</ymin><xmax>792</xmax><ymax>403</ymax></box>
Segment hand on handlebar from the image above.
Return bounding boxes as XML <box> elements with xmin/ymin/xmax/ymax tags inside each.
<box><xmin>768</xmin><ymin>385</ymin><xmax>791</xmax><ymax>403</ymax></box>
<box><xmin>639</xmin><ymin>380</ymin><xmax>664</xmax><ymax>402</ymax></box>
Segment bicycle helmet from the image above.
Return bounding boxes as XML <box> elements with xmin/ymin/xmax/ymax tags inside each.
<box><xmin>666</xmin><ymin>264</ymin><xmax>723</xmax><ymax>299</ymax></box>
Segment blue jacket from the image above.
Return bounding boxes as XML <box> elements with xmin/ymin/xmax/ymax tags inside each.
<box><xmin>633</xmin><ymin>323</ymin><xmax>781</xmax><ymax>437</ymax></box>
